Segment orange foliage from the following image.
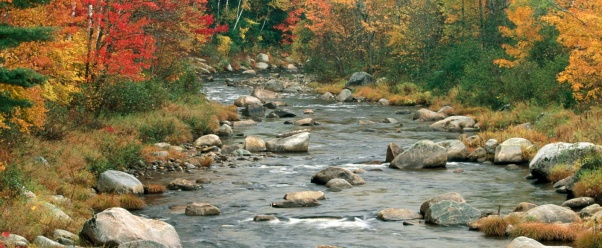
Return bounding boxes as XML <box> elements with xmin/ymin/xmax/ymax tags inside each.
<box><xmin>495</xmin><ymin>0</ymin><xmax>543</xmax><ymax>67</ymax></box>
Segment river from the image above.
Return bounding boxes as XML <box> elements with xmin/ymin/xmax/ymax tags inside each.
<box><xmin>139</xmin><ymin>72</ymin><xmax>566</xmax><ymax>248</ymax></box>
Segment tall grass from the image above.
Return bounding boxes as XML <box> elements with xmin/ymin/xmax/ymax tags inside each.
<box><xmin>509</xmin><ymin>223</ymin><xmax>581</xmax><ymax>242</ymax></box>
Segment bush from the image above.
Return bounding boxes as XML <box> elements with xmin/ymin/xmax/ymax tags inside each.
<box><xmin>573</xmin><ymin>167</ymin><xmax>602</xmax><ymax>199</ymax></box>
<box><xmin>119</xmin><ymin>194</ymin><xmax>146</xmax><ymax>210</ymax></box>
<box><xmin>96</xmin><ymin>79</ymin><xmax>167</xmax><ymax>114</ymax></box>
<box><xmin>575</xmin><ymin>232</ymin><xmax>602</xmax><ymax>248</ymax></box>
<box><xmin>0</xmin><ymin>164</ymin><xmax>26</xmax><ymax>199</ymax></box>
<box><xmin>139</xmin><ymin>120</ymin><xmax>177</xmax><ymax>143</ymax></box>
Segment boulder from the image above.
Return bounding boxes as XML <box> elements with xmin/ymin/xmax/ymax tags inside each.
<box><xmin>215</xmin><ymin>124</ymin><xmax>233</xmax><ymax>137</ymax></box>
<box><xmin>255</xmin><ymin>62</ymin><xmax>269</xmax><ymax>70</ymax></box>
<box><xmin>271</xmin><ymin>198</ymin><xmax>321</xmax><ymax>208</ymax></box>
<box><xmin>345</xmin><ymin>72</ymin><xmax>374</xmax><ymax>88</ymax></box>
<box><xmin>118</xmin><ymin>240</ymin><xmax>168</xmax><ymax>248</ymax></box>
<box><xmin>561</xmin><ymin>197</ymin><xmax>595</xmax><ymax>209</ymax></box>
<box><xmin>167</xmin><ymin>178</ymin><xmax>199</xmax><ymax>191</ymax></box>
<box><xmin>270</xmin><ymin>108</ymin><xmax>297</xmax><ymax>118</ymax></box>
<box><xmin>390</xmin><ymin>140</ymin><xmax>447</xmax><ymax>169</ymax></box>
<box><xmin>53</xmin><ymin>229</ymin><xmax>79</xmax><ymax>243</ymax></box>
<box><xmin>194</xmin><ymin>134</ymin><xmax>222</xmax><ymax>148</ymax></box>
<box><xmin>303</xmin><ymin>109</ymin><xmax>314</xmax><ymax>115</ymax></box>
<box><xmin>245</xmin><ymin>136</ymin><xmax>266</xmax><ymax>152</ymax></box>
<box><xmin>80</xmin><ymin>207</ymin><xmax>181</xmax><ymax>248</ymax></box>
<box><xmin>242</xmin><ymin>69</ymin><xmax>256</xmax><ymax>75</ymax></box>
<box><xmin>264</xmin><ymin>101</ymin><xmax>287</xmax><ymax>109</ymax></box>
<box><xmin>294</xmin><ymin>118</ymin><xmax>316</xmax><ymax>126</ymax></box>
<box><xmin>383</xmin><ymin>118</ymin><xmax>398</xmax><ymax>124</ymax></box>
<box><xmin>311</xmin><ymin>167</ymin><xmax>366</xmax><ymax>185</ymax></box>
<box><xmin>420</xmin><ymin>192</ymin><xmax>466</xmax><ymax>215</ymax></box>
<box><xmin>413</xmin><ymin>108</ymin><xmax>446</xmax><ymax>122</ymax></box>
<box><xmin>494</xmin><ymin>138</ymin><xmax>533</xmax><ymax>164</ymax></box>
<box><xmin>378</xmin><ymin>98</ymin><xmax>389</xmax><ymax>106</ymax></box>
<box><xmin>256</xmin><ymin>53</ymin><xmax>269</xmax><ymax>63</ymax></box>
<box><xmin>524</xmin><ymin>204</ymin><xmax>580</xmax><ymax>223</ymax></box>
<box><xmin>283</xmin><ymin>191</ymin><xmax>326</xmax><ymax>200</ymax></box>
<box><xmin>33</xmin><ymin>236</ymin><xmax>64</xmax><ymax>248</ymax></box>
<box><xmin>285</xmin><ymin>64</ymin><xmax>298</xmax><ymax>72</ymax></box>
<box><xmin>468</xmin><ymin>148</ymin><xmax>487</xmax><ymax>162</ymax></box>
<box><xmin>232</xmin><ymin>119</ymin><xmax>257</xmax><ymax>127</ymax></box>
<box><xmin>513</xmin><ymin>202</ymin><xmax>538</xmax><ymax>212</ymax></box>
<box><xmin>234</xmin><ymin>95</ymin><xmax>263</xmax><ymax>107</ymax></box>
<box><xmin>336</xmin><ymin>89</ymin><xmax>353</xmax><ymax>102</ymax></box>
<box><xmin>154</xmin><ymin>142</ymin><xmax>171</xmax><ymax>149</ymax></box>
<box><xmin>325</xmin><ymin>178</ymin><xmax>353</xmax><ymax>189</ymax></box>
<box><xmin>430</xmin><ymin>116</ymin><xmax>476</xmax><ymax>132</ymax></box>
<box><xmin>385</xmin><ymin>143</ymin><xmax>404</xmax><ymax>163</ymax></box>
<box><xmin>264</xmin><ymin>79</ymin><xmax>286</xmax><ymax>92</ymax></box>
<box><xmin>579</xmin><ymin>204</ymin><xmax>602</xmax><ymax>218</ymax></box>
<box><xmin>320</xmin><ymin>92</ymin><xmax>335</xmax><ymax>101</ymax></box>
<box><xmin>252</xmin><ymin>88</ymin><xmax>283</xmax><ymax>100</ymax></box>
<box><xmin>185</xmin><ymin>203</ymin><xmax>221</xmax><ymax>216</ymax></box>
<box><xmin>437</xmin><ymin>106</ymin><xmax>455</xmax><ymax>116</ymax></box>
<box><xmin>377</xmin><ymin>208</ymin><xmax>423</xmax><ymax>221</ymax></box>
<box><xmin>241</xmin><ymin>104</ymin><xmax>265</xmax><ymax>117</ymax></box>
<box><xmin>424</xmin><ymin>200</ymin><xmax>481</xmax><ymax>226</ymax></box>
<box><xmin>436</xmin><ymin>140</ymin><xmax>469</xmax><ymax>162</ymax></box>
<box><xmin>529</xmin><ymin>142</ymin><xmax>597</xmax><ymax>181</ymax></box>
<box><xmin>254</xmin><ymin>215</ymin><xmax>278</xmax><ymax>222</ymax></box>
<box><xmin>507</xmin><ymin>236</ymin><xmax>572</xmax><ymax>248</ymax></box>
<box><xmin>358</xmin><ymin>120</ymin><xmax>375</xmax><ymax>125</ymax></box>
<box><xmin>266</xmin><ymin>132</ymin><xmax>310</xmax><ymax>153</ymax></box>
<box><xmin>277</xmin><ymin>129</ymin><xmax>311</xmax><ymax>138</ymax></box>
<box><xmin>485</xmin><ymin>139</ymin><xmax>499</xmax><ymax>154</ymax></box>
<box><xmin>97</xmin><ymin>170</ymin><xmax>144</xmax><ymax>194</ymax></box>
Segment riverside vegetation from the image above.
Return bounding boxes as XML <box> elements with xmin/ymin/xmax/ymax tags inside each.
<box><xmin>2</xmin><ymin>0</ymin><xmax>602</xmax><ymax>247</ymax></box>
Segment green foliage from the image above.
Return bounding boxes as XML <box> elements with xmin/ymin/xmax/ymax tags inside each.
<box><xmin>138</xmin><ymin>120</ymin><xmax>176</xmax><ymax>143</ymax></box>
<box><xmin>87</xmin><ymin>135</ymin><xmax>142</xmax><ymax>177</ymax></box>
<box><xmin>457</xmin><ymin>49</ymin><xmax>506</xmax><ymax>108</ymax></box>
<box><xmin>0</xmin><ymin>25</ymin><xmax>53</xmax><ymax>49</ymax></box>
<box><xmin>427</xmin><ymin>40</ymin><xmax>484</xmax><ymax>93</ymax></box>
<box><xmin>96</xmin><ymin>80</ymin><xmax>167</xmax><ymax>114</ymax></box>
<box><xmin>0</xmin><ymin>163</ymin><xmax>26</xmax><ymax>199</ymax></box>
<box><xmin>166</xmin><ymin>66</ymin><xmax>203</xmax><ymax>100</ymax></box>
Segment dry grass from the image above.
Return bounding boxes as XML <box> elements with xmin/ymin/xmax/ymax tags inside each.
<box><xmin>199</xmin><ymin>156</ymin><xmax>215</xmax><ymax>168</ymax></box>
<box><xmin>548</xmin><ymin>164</ymin><xmax>575</xmax><ymax>183</ymax></box>
<box><xmin>0</xmin><ymin>199</ymin><xmax>76</xmax><ymax>241</ymax></box>
<box><xmin>575</xmin><ymin>232</ymin><xmax>602</xmax><ymax>248</ymax></box>
<box><xmin>87</xmin><ymin>194</ymin><xmax>120</xmax><ymax>212</ymax></box>
<box><xmin>119</xmin><ymin>194</ymin><xmax>146</xmax><ymax>210</ymax></box>
<box><xmin>573</xmin><ymin>168</ymin><xmax>602</xmax><ymax>199</ymax></box>
<box><xmin>144</xmin><ymin>184</ymin><xmax>167</xmax><ymax>194</ymax></box>
<box><xmin>310</xmin><ymin>81</ymin><xmax>346</xmax><ymax>95</ymax></box>
<box><xmin>140</xmin><ymin>145</ymin><xmax>186</xmax><ymax>163</ymax></box>
<box><xmin>477</xmin><ymin>216</ymin><xmax>509</xmax><ymax>236</ymax></box>
<box><xmin>509</xmin><ymin>222</ymin><xmax>582</xmax><ymax>242</ymax></box>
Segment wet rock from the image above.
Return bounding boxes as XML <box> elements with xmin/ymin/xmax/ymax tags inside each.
<box><xmin>325</xmin><ymin>178</ymin><xmax>353</xmax><ymax>190</ymax></box>
<box><xmin>494</xmin><ymin>138</ymin><xmax>533</xmax><ymax>164</ymax></box>
<box><xmin>264</xmin><ymin>101</ymin><xmax>286</xmax><ymax>109</ymax></box>
<box><xmin>523</xmin><ymin>204</ymin><xmax>580</xmax><ymax>223</ymax></box>
<box><xmin>242</xmin><ymin>70</ymin><xmax>256</xmax><ymax>75</ymax></box>
<box><xmin>320</xmin><ymin>92</ymin><xmax>335</xmax><ymax>101</ymax></box>
<box><xmin>252</xmin><ymin>88</ymin><xmax>283</xmax><ymax>100</ymax></box>
<box><xmin>413</xmin><ymin>108</ymin><xmax>446</xmax><ymax>121</ymax></box>
<box><xmin>395</xmin><ymin>109</ymin><xmax>412</xmax><ymax>115</ymax></box>
<box><xmin>579</xmin><ymin>204</ymin><xmax>602</xmax><ymax>218</ymax></box>
<box><xmin>271</xmin><ymin>198</ymin><xmax>321</xmax><ymax>208</ymax></box>
<box><xmin>437</xmin><ymin>106</ymin><xmax>455</xmax><ymax>116</ymax></box>
<box><xmin>284</xmin><ymin>191</ymin><xmax>326</xmax><ymax>200</ymax></box>
<box><xmin>311</xmin><ymin>167</ymin><xmax>366</xmax><ymax>186</ymax></box>
<box><xmin>377</xmin><ymin>208</ymin><xmax>423</xmax><ymax>221</ymax></box>
<box><xmin>513</xmin><ymin>202</ymin><xmax>538</xmax><ymax>212</ymax></box>
<box><xmin>277</xmin><ymin>129</ymin><xmax>311</xmax><ymax>138</ymax></box>
<box><xmin>430</xmin><ymin>116</ymin><xmax>476</xmax><ymax>132</ymax></box>
<box><xmin>358</xmin><ymin>120</ymin><xmax>375</xmax><ymax>125</ymax></box>
<box><xmin>266</xmin><ymin>132</ymin><xmax>310</xmax><ymax>152</ymax></box>
<box><xmin>245</xmin><ymin>136</ymin><xmax>266</xmax><ymax>152</ymax></box>
<box><xmin>185</xmin><ymin>203</ymin><xmax>221</xmax><ymax>216</ymax></box>
<box><xmin>390</xmin><ymin>140</ymin><xmax>447</xmax><ymax>169</ymax></box>
<box><xmin>194</xmin><ymin>134</ymin><xmax>222</xmax><ymax>148</ymax></box>
<box><xmin>420</xmin><ymin>192</ymin><xmax>466</xmax><ymax>215</ymax></box>
<box><xmin>505</xmin><ymin>164</ymin><xmax>521</xmax><ymax>170</ymax></box>
<box><xmin>385</xmin><ymin>143</ymin><xmax>404</xmax><ymax>163</ymax></box>
<box><xmin>167</xmin><ymin>178</ymin><xmax>200</xmax><ymax>191</ymax></box>
<box><xmin>234</xmin><ymin>95</ymin><xmax>263</xmax><ymax>107</ymax></box>
<box><xmin>425</xmin><ymin>200</ymin><xmax>481</xmax><ymax>226</ymax></box>
<box><xmin>80</xmin><ymin>207</ymin><xmax>181</xmax><ymax>248</ymax></box>
<box><xmin>336</xmin><ymin>89</ymin><xmax>353</xmax><ymax>102</ymax></box>
<box><xmin>484</xmin><ymin>139</ymin><xmax>499</xmax><ymax>154</ymax></box>
<box><xmin>254</xmin><ymin>215</ymin><xmax>278</xmax><ymax>222</ymax></box>
<box><xmin>468</xmin><ymin>148</ymin><xmax>487</xmax><ymax>162</ymax></box>
<box><xmin>232</xmin><ymin>120</ymin><xmax>257</xmax><ymax>127</ymax></box>
<box><xmin>378</xmin><ymin>98</ymin><xmax>389</xmax><ymax>106</ymax></box>
<box><xmin>561</xmin><ymin>197</ymin><xmax>595</xmax><ymax>209</ymax></box>
<box><xmin>215</xmin><ymin>124</ymin><xmax>233</xmax><ymax>137</ymax></box>
<box><xmin>553</xmin><ymin>176</ymin><xmax>572</xmax><ymax>188</ymax></box>
<box><xmin>436</xmin><ymin>140</ymin><xmax>469</xmax><ymax>162</ymax></box>
<box><xmin>97</xmin><ymin>170</ymin><xmax>144</xmax><ymax>194</ymax></box>
<box><xmin>304</xmin><ymin>109</ymin><xmax>314</xmax><ymax>114</ymax></box>
<box><xmin>270</xmin><ymin>108</ymin><xmax>297</xmax><ymax>118</ymax></box>
<box><xmin>507</xmin><ymin>236</ymin><xmax>571</xmax><ymax>248</ymax></box>
<box><xmin>345</xmin><ymin>72</ymin><xmax>374</xmax><ymax>88</ymax></box>
<box><xmin>294</xmin><ymin>118</ymin><xmax>315</xmax><ymax>126</ymax></box>
<box><xmin>529</xmin><ymin>142</ymin><xmax>597</xmax><ymax>181</ymax></box>
<box><xmin>383</xmin><ymin>118</ymin><xmax>398</xmax><ymax>124</ymax></box>
<box><xmin>196</xmin><ymin>178</ymin><xmax>211</xmax><ymax>184</ymax></box>
<box><xmin>241</xmin><ymin>104</ymin><xmax>265</xmax><ymax>117</ymax></box>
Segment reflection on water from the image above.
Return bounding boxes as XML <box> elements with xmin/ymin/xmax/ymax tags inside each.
<box><xmin>139</xmin><ymin>73</ymin><xmax>567</xmax><ymax>248</ymax></box>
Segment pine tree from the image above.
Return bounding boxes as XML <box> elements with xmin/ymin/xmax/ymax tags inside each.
<box><xmin>0</xmin><ymin>0</ymin><xmax>53</xmax><ymax>121</ymax></box>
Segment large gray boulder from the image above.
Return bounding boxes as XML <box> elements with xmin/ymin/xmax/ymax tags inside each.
<box><xmin>436</xmin><ymin>140</ymin><xmax>469</xmax><ymax>162</ymax></box>
<box><xmin>413</xmin><ymin>108</ymin><xmax>446</xmax><ymax>122</ymax></box>
<box><xmin>529</xmin><ymin>142</ymin><xmax>597</xmax><ymax>181</ymax></box>
<box><xmin>241</xmin><ymin>104</ymin><xmax>265</xmax><ymax>117</ymax></box>
<box><xmin>425</xmin><ymin>200</ymin><xmax>481</xmax><ymax>226</ymax></box>
<box><xmin>377</xmin><ymin>208</ymin><xmax>423</xmax><ymax>221</ymax></box>
<box><xmin>390</xmin><ymin>140</ymin><xmax>447</xmax><ymax>169</ymax></box>
<box><xmin>265</xmin><ymin>79</ymin><xmax>286</xmax><ymax>92</ymax></box>
<box><xmin>430</xmin><ymin>116</ymin><xmax>476</xmax><ymax>132</ymax></box>
<box><xmin>234</xmin><ymin>95</ymin><xmax>263</xmax><ymax>107</ymax></box>
<box><xmin>185</xmin><ymin>203</ymin><xmax>221</xmax><ymax>216</ymax></box>
<box><xmin>420</xmin><ymin>192</ymin><xmax>466</xmax><ymax>215</ymax></box>
<box><xmin>97</xmin><ymin>170</ymin><xmax>144</xmax><ymax>194</ymax></box>
<box><xmin>256</xmin><ymin>53</ymin><xmax>269</xmax><ymax>63</ymax></box>
<box><xmin>80</xmin><ymin>207</ymin><xmax>181</xmax><ymax>248</ymax></box>
<box><xmin>266</xmin><ymin>132</ymin><xmax>310</xmax><ymax>152</ymax></box>
<box><xmin>345</xmin><ymin>72</ymin><xmax>373</xmax><ymax>88</ymax></box>
<box><xmin>506</xmin><ymin>236</ymin><xmax>572</xmax><ymax>248</ymax></box>
<box><xmin>311</xmin><ymin>167</ymin><xmax>366</xmax><ymax>185</ymax></box>
<box><xmin>252</xmin><ymin>88</ymin><xmax>283</xmax><ymax>100</ymax></box>
<box><xmin>245</xmin><ymin>136</ymin><xmax>266</xmax><ymax>152</ymax></box>
<box><xmin>194</xmin><ymin>134</ymin><xmax>222</xmax><ymax>148</ymax></box>
<box><xmin>325</xmin><ymin>178</ymin><xmax>353</xmax><ymax>189</ymax></box>
<box><xmin>523</xmin><ymin>204</ymin><xmax>580</xmax><ymax>223</ymax></box>
<box><xmin>494</xmin><ymin>138</ymin><xmax>533</xmax><ymax>164</ymax></box>
<box><xmin>386</xmin><ymin>143</ymin><xmax>404</xmax><ymax>163</ymax></box>
<box><xmin>215</xmin><ymin>124</ymin><xmax>233</xmax><ymax>137</ymax></box>
<box><xmin>336</xmin><ymin>89</ymin><xmax>353</xmax><ymax>102</ymax></box>
<box><xmin>561</xmin><ymin>197</ymin><xmax>595</xmax><ymax>209</ymax></box>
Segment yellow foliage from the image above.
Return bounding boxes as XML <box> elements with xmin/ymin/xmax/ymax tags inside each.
<box><xmin>495</xmin><ymin>0</ymin><xmax>542</xmax><ymax>67</ymax></box>
<box><xmin>217</xmin><ymin>35</ymin><xmax>232</xmax><ymax>57</ymax></box>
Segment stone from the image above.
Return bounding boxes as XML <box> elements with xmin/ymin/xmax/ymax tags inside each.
<box><xmin>436</xmin><ymin>140</ymin><xmax>469</xmax><ymax>162</ymax></box>
<box><xmin>185</xmin><ymin>203</ymin><xmax>221</xmax><ymax>216</ymax></box>
<box><xmin>242</xmin><ymin>69</ymin><xmax>256</xmax><ymax>75</ymax></box>
<box><xmin>244</xmin><ymin>136</ymin><xmax>266</xmax><ymax>152</ymax></box>
<box><xmin>294</xmin><ymin>118</ymin><xmax>315</xmax><ymax>126</ymax></box>
<box><xmin>325</xmin><ymin>178</ymin><xmax>353</xmax><ymax>190</ymax></box>
<box><xmin>167</xmin><ymin>178</ymin><xmax>199</xmax><ymax>191</ymax></box>
<box><xmin>252</xmin><ymin>88</ymin><xmax>283</xmax><ymax>100</ymax></box>
<box><xmin>53</xmin><ymin>229</ymin><xmax>78</xmax><ymax>242</ymax></box>
<box><xmin>97</xmin><ymin>170</ymin><xmax>144</xmax><ymax>194</ymax></box>
<box><xmin>553</xmin><ymin>177</ymin><xmax>572</xmax><ymax>188</ymax></box>
<box><xmin>39</xmin><ymin>202</ymin><xmax>72</xmax><ymax>224</ymax></box>
<box><xmin>194</xmin><ymin>134</ymin><xmax>222</xmax><ymax>148</ymax></box>
<box><xmin>255</xmin><ymin>62</ymin><xmax>269</xmax><ymax>70</ymax></box>
<box><xmin>263</xmin><ymin>101</ymin><xmax>287</xmax><ymax>109</ymax></box>
<box><xmin>118</xmin><ymin>240</ymin><xmax>168</xmax><ymax>248</ymax></box>
<box><xmin>264</xmin><ymin>79</ymin><xmax>286</xmax><ymax>92</ymax></box>
<box><xmin>513</xmin><ymin>202</ymin><xmax>538</xmax><ymax>212</ymax></box>
<box><xmin>285</xmin><ymin>64</ymin><xmax>298</xmax><ymax>72</ymax></box>
<box><xmin>233</xmin><ymin>95</ymin><xmax>263</xmax><ymax>107</ymax></box>
<box><xmin>266</xmin><ymin>132</ymin><xmax>310</xmax><ymax>153</ymax></box>
<box><xmin>385</xmin><ymin>143</ymin><xmax>404</xmax><ymax>163</ymax></box>
<box><xmin>254</xmin><ymin>215</ymin><xmax>278</xmax><ymax>222</ymax></box>
<box><xmin>80</xmin><ymin>208</ymin><xmax>181</xmax><ymax>248</ymax></box>
<box><xmin>277</xmin><ymin>129</ymin><xmax>311</xmax><ymax>138</ymax></box>
<box><xmin>579</xmin><ymin>204</ymin><xmax>602</xmax><ymax>218</ymax></box>
<box><xmin>506</xmin><ymin>236</ymin><xmax>572</xmax><ymax>248</ymax></box>
<box><xmin>270</xmin><ymin>108</ymin><xmax>297</xmax><ymax>118</ymax></box>
<box><xmin>390</xmin><ymin>140</ymin><xmax>447</xmax><ymax>169</ymax></box>
<box><xmin>232</xmin><ymin>120</ymin><xmax>257</xmax><ymax>127</ymax></box>
<box><xmin>345</xmin><ymin>72</ymin><xmax>374</xmax><ymax>88</ymax></box>
<box><xmin>430</xmin><ymin>116</ymin><xmax>476</xmax><ymax>132</ymax></box>
<box><xmin>395</xmin><ymin>109</ymin><xmax>413</xmax><ymax>115</ymax></box>
<box><xmin>271</xmin><ymin>198</ymin><xmax>321</xmax><ymax>208</ymax></box>
<box><xmin>256</xmin><ymin>53</ymin><xmax>269</xmax><ymax>63</ymax></box>
<box><xmin>320</xmin><ymin>92</ymin><xmax>335</xmax><ymax>101</ymax></box>
<box><xmin>284</xmin><ymin>191</ymin><xmax>326</xmax><ymax>200</ymax></box>
<box><xmin>0</xmin><ymin>234</ymin><xmax>30</xmax><ymax>247</ymax></box>
<box><xmin>524</xmin><ymin>204</ymin><xmax>580</xmax><ymax>223</ymax></box>
<box><xmin>358</xmin><ymin>120</ymin><xmax>375</xmax><ymax>125</ymax></box>
<box><xmin>336</xmin><ymin>89</ymin><xmax>353</xmax><ymax>102</ymax></box>
<box><xmin>468</xmin><ymin>148</ymin><xmax>488</xmax><ymax>162</ymax></box>
<box><xmin>377</xmin><ymin>208</ymin><xmax>423</xmax><ymax>221</ymax></box>
<box><xmin>529</xmin><ymin>142</ymin><xmax>597</xmax><ymax>181</ymax></box>
<box><xmin>378</xmin><ymin>98</ymin><xmax>389</xmax><ymax>106</ymax></box>
<box><xmin>154</xmin><ymin>142</ymin><xmax>171</xmax><ymax>149</ymax></box>
<box><xmin>561</xmin><ymin>197</ymin><xmax>596</xmax><ymax>209</ymax></box>
<box><xmin>383</xmin><ymin>118</ymin><xmax>398</xmax><ymax>124</ymax></box>
<box><xmin>303</xmin><ymin>109</ymin><xmax>314</xmax><ymax>115</ymax></box>
<box><xmin>413</xmin><ymin>108</ymin><xmax>446</xmax><ymax>121</ymax></box>
<box><xmin>437</xmin><ymin>106</ymin><xmax>455</xmax><ymax>116</ymax></box>
<box><xmin>215</xmin><ymin>124</ymin><xmax>233</xmax><ymax>137</ymax></box>
<box><xmin>311</xmin><ymin>167</ymin><xmax>366</xmax><ymax>186</ymax></box>
<box><xmin>241</xmin><ymin>104</ymin><xmax>265</xmax><ymax>117</ymax></box>
<box><xmin>485</xmin><ymin>139</ymin><xmax>499</xmax><ymax>154</ymax></box>
<box><xmin>425</xmin><ymin>200</ymin><xmax>481</xmax><ymax>226</ymax></box>
<box><xmin>420</xmin><ymin>192</ymin><xmax>466</xmax><ymax>215</ymax></box>
<box><xmin>494</xmin><ymin>138</ymin><xmax>533</xmax><ymax>164</ymax></box>
<box><xmin>33</xmin><ymin>236</ymin><xmax>64</xmax><ymax>248</ymax></box>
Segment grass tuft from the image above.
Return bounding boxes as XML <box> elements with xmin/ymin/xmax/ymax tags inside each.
<box><xmin>477</xmin><ymin>216</ymin><xmax>509</xmax><ymax>237</ymax></box>
<box><xmin>575</xmin><ymin>232</ymin><xmax>602</xmax><ymax>248</ymax></box>
<box><xmin>119</xmin><ymin>194</ymin><xmax>146</xmax><ymax>210</ymax></box>
<box><xmin>573</xmin><ymin>168</ymin><xmax>602</xmax><ymax>199</ymax></box>
<box><xmin>509</xmin><ymin>222</ymin><xmax>581</xmax><ymax>242</ymax></box>
<box><xmin>144</xmin><ymin>184</ymin><xmax>167</xmax><ymax>194</ymax></box>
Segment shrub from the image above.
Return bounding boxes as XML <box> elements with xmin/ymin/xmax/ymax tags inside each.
<box><xmin>477</xmin><ymin>216</ymin><xmax>508</xmax><ymax>237</ymax></box>
<box><xmin>509</xmin><ymin>222</ymin><xmax>580</xmax><ymax>242</ymax></box>
<box><xmin>0</xmin><ymin>164</ymin><xmax>26</xmax><ymax>199</ymax></box>
<box><xmin>119</xmin><ymin>194</ymin><xmax>146</xmax><ymax>210</ymax></box>
<box><xmin>139</xmin><ymin>119</ymin><xmax>177</xmax><ymax>143</ymax></box>
<box><xmin>92</xmin><ymin>79</ymin><xmax>167</xmax><ymax>114</ymax></box>
<box><xmin>575</xmin><ymin>232</ymin><xmax>602</xmax><ymax>248</ymax></box>
<box><xmin>144</xmin><ymin>184</ymin><xmax>166</xmax><ymax>194</ymax></box>
<box><xmin>548</xmin><ymin>164</ymin><xmax>574</xmax><ymax>183</ymax></box>
<box><xmin>573</xmin><ymin>168</ymin><xmax>602</xmax><ymax>199</ymax></box>
<box><xmin>87</xmin><ymin>194</ymin><xmax>119</xmax><ymax>212</ymax></box>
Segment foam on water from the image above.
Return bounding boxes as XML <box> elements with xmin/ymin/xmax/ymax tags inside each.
<box><xmin>283</xmin><ymin>217</ymin><xmax>374</xmax><ymax>230</ymax></box>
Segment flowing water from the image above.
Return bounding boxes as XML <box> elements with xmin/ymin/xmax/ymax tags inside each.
<box><xmin>139</xmin><ymin>73</ymin><xmax>566</xmax><ymax>248</ymax></box>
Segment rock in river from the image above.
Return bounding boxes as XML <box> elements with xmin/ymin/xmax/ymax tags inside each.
<box><xmin>284</xmin><ymin>191</ymin><xmax>326</xmax><ymax>200</ymax></box>
<box><xmin>271</xmin><ymin>198</ymin><xmax>321</xmax><ymax>208</ymax></box>
<box><xmin>377</xmin><ymin>208</ymin><xmax>423</xmax><ymax>221</ymax></box>
<box><xmin>529</xmin><ymin>142</ymin><xmax>598</xmax><ymax>181</ymax></box>
<box><xmin>420</xmin><ymin>192</ymin><xmax>466</xmax><ymax>215</ymax></box>
<box><xmin>97</xmin><ymin>170</ymin><xmax>144</xmax><ymax>194</ymax></box>
<box><xmin>424</xmin><ymin>200</ymin><xmax>481</xmax><ymax>226</ymax></box>
<box><xmin>185</xmin><ymin>203</ymin><xmax>221</xmax><ymax>216</ymax></box>
<box><xmin>311</xmin><ymin>167</ymin><xmax>366</xmax><ymax>186</ymax></box>
<box><xmin>390</xmin><ymin>140</ymin><xmax>447</xmax><ymax>169</ymax></box>
<box><xmin>266</xmin><ymin>132</ymin><xmax>310</xmax><ymax>152</ymax></box>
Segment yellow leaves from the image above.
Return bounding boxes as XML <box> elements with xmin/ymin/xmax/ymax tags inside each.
<box><xmin>494</xmin><ymin>2</ymin><xmax>542</xmax><ymax>67</ymax></box>
<box><xmin>216</xmin><ymin>35</ymin><xmax>232</xmax><ymax>57</ymax></box>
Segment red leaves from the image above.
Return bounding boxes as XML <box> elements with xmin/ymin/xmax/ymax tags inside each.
<box><xmin>195</xmin><ymin>15</ymin><xmax>228</xmax><ymax>36</ymax></box>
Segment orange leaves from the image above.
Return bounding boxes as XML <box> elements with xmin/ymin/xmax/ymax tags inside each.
<box><xmin>495</xmin><ymin>1</ymin><xmax>542</xmax><ymax>67</ymax></box>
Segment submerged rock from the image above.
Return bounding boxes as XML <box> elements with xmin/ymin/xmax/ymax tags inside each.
<box><xmin>271</xmin><ymin>198</ymin><xmax>321</xmax><ymax>208</ymax></box>
<box><xmin>377</xmin><ymin>208</ymin><xmax>423</xmax><ymax>221</ymax></box>
<box><xmin>311</xmin><ymin>167</ymin><xmax>365</xmax><ymax>186</ymax></box>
